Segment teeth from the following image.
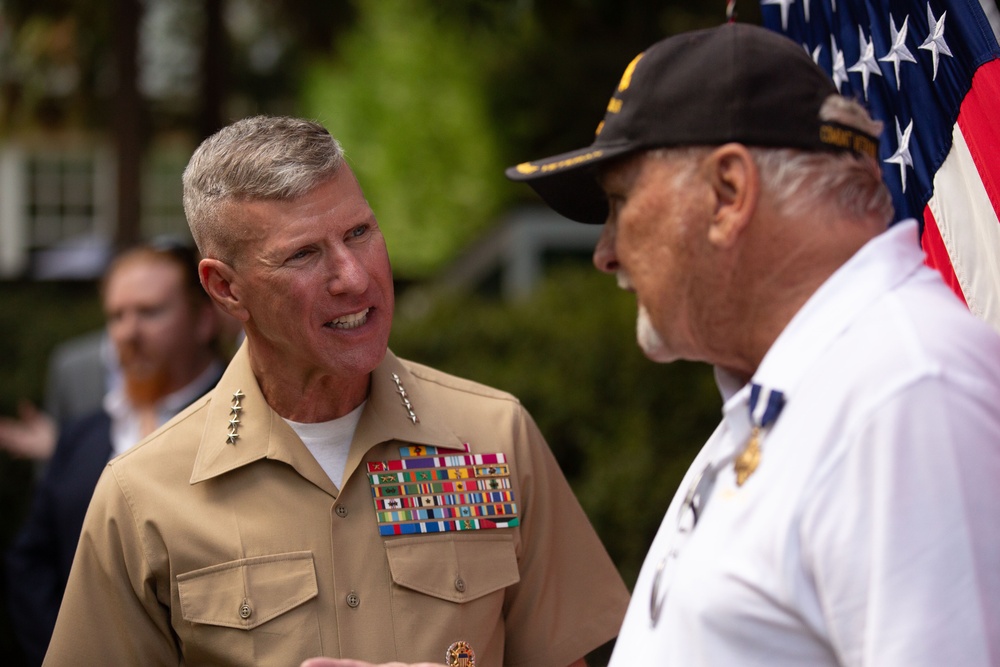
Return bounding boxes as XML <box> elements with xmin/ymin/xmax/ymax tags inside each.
<box><xmin>328</xmin><ymin>309</ymin><xmax>369</xmax><ymax>329</ymax></box>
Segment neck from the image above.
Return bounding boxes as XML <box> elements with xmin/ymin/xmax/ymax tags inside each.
<box><xmin>708</xmin><ymin>212</ymin><xmax>880</xmax><ymax>381</ymax></box>
<box><xmin>248</xmin><ymin>349</ymin><xmax>370</xmax><ymax>423</ymax></box>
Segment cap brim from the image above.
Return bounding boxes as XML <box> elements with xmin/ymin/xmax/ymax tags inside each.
<box><xmin>505</xmin><ymin>143</ymin><xmax>636</xmax><ymax>224</ymax></box>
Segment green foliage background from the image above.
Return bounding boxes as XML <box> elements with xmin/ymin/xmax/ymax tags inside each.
<box><xmin>302</xmin><ymin>0</ymin><xmax>507</xmax><ymax>277</ymax></box>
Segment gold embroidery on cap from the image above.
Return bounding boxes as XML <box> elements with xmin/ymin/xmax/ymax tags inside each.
<box><xmin>618</xmin><ymin>52</ymin><xmax>644</xmax><ymax>91</ymax></box>
<box><xmin>515</xmin><ymin>162</ymin><xmax>539</xmax><ymax>175</ymax></box>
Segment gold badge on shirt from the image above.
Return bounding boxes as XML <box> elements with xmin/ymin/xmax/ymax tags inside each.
<box><xmin>734</xmin><ymin>427</ymin><xmax>761</xmax><ymax>486</ymax></box>
<box><xmin>446</xmin><ymin>641</ymin><xmax>476</xmax><ymax>667</ymax></box>
<box><xmin>736</xmin><ymin>384</ymin><xmax>786</xmax><ymax>486</ymax></box>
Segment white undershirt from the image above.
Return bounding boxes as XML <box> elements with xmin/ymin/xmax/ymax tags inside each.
<box><xmin>284</xmin><ymin>401</ymin><xmax>365</xmax><ymax>489</ymax></box>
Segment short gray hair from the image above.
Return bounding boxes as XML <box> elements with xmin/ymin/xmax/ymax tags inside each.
<box><xmin>182</xmin><ymin>116</ymin><xmax>345</xmax><ymax>263</ymax></box>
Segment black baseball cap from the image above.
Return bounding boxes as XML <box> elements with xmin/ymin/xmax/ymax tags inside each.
<box><xmin>505</xmin><ymin>22</ymin><xmax>878</xmax><ymax>224</ymax></box>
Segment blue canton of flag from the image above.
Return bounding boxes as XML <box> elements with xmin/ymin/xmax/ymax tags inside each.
<box><xmin>760</xmin><ymin>0</ymin><xmax>1000</xmax><ymax>333</ymax></box>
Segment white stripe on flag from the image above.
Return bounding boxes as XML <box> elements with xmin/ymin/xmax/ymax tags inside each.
<box><xmin>928</xmin><ymin>122</ymin><xmax>1000</xmax><ymax>333</ymax></box>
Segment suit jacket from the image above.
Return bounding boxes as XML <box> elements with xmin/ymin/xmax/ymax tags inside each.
<box><xmin>5</xmin><ymin>411</ymin><xmax>112</xmax><ymax>665</ymax></box>
<box><xmin>43</xmin><ymin>330</ymin><xmax>112</xmax><ymax>424</ymax></box>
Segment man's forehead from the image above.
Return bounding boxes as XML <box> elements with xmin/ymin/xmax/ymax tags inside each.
<box><xmin>597</xmin><ymin>151</ymin><xmax>651</xmax><ymax>191</ymax></box>
<box><xmin>104</xmin><ymin>260</ymin><xmax>184</xmax><ymax>303</ymax></box>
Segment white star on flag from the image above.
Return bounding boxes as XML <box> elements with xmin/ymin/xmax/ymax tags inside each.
<box><xmin>919</xmin><ymin>5</ymin><xmax>953</xmax><ymax>80</ymax></box>
<box><xmin>879</xmin><ymin>14</ymin><xmax>919</xmax><ymax>90</ymax></box>
<box><xmin>885</xmin><ymin>117</ymin><xmax>915</xmax><ymax>193</ymax></box>
<box><xmin>848</xmin><ymin>27</ymin><xmax>883</xmax><ymax>100</ymax></box>
<box><xmin>808</xmin><ymin>42</ymin><xmax>822</xmax><ymax>65</ymax></box>
<box><xmin>830</xmin><ymin>35</ymin><xmax>849</xmax><ymax>91</ymax></box>
<box><xmin>762</xmin><ymin>0</ymin><xmax>797</xmax><ymax>31</ymax></box>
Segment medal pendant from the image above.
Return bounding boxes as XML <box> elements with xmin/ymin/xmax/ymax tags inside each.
<box><xmin>734</xmin><ymin>427</ymin><xmax>761</xmax><ymax>486</ymax></box>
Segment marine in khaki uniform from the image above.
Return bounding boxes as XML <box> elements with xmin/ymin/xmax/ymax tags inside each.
<box><xmin>43</xmin><ymin>116</ymin><xmax>629</xmax><ymax>667</ymax></box>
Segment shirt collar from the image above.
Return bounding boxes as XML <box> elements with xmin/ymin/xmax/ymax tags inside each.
<box><xmin>190</xmin><ymin>343</ymin><xmax>463</xmax><ymax>496</ymax></box>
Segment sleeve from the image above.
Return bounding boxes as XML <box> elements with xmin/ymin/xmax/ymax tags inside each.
<box><xmin>42</xmin><ymin>465</ymin><xmax>180</xmax><ymax>666</ymax></box>
<box><xmin>800</xmin><ymin>374</ymin><xmax>1000</xmax><ymax>667</ymax></box>
<box><xmin>501</xmin><ymin>404</ymin><xmax>630</xmax><ymax>667</ymax></box>
<box><xmin>5</xmin><ymin>468</ymin><xmax>64</xmax><ymax>665</ymax></box>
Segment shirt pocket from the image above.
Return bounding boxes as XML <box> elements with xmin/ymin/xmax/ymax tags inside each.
<box><xmin>384</xmin><ymin>533</ymin><xmax>520</xmax><ymax>656</ymax></box>
<box><xmin>385</xmin><ymin>533</ymin><xmax>520</xmax><ymax>602</ymax></box>
<box><xmin>177</xmin><ymin>551</ymin><xmax>319</xmax><ymax>629</ymax></box>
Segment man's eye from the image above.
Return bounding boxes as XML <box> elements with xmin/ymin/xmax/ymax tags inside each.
<box><xmin>351</xmin><ymin>225</ymin><xmax>369</xmax><ymax>238</ymax></box>
<box><xmin>606</xmin><ymin>196</ymin><xmax>623</xmax><ymax>217</ymax></box>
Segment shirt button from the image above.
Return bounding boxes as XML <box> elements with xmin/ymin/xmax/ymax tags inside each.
<box><xmin>454</xmin><ymin>577</ymin><xmax>466</xmax><ymax>593</ymax></box>
<box><xmin>346</xmin><ymin>592</ymin><xmax>361</xmax><ymax>608</ymax></box>
<box><xmin>336</xmin><ymin>505</ymin><xmax>348</xmax><ymax>518</ymax></box>
<box><xmin>239</xmin><ymin>600</ymin><xmax>252</xmax><ymax>619</ymax></box>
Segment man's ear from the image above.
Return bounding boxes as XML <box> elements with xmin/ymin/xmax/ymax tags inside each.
<box><xmin>199</xmin><ymin>258</ymin><xmax>250</xmax><ymax>323</ymax></box>
<box><xmin>706</xmin><ymin>143</ymin><xmax>759</xmax><ymax>249</ymax></box>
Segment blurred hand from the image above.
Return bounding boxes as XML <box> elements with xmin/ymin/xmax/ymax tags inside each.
<box><xmin>0</xmin><ymin>401</ymin><xmax>57</xmax><ymax>460</ymax></box>
<box><xmin>301</xmin><ymin>660</ymin><xmax>447</xmax><ymax>667</ymax></box>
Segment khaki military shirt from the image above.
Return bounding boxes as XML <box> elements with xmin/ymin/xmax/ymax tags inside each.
<box><xmin>45</xmin><ymin>345</ymin><xmax>629</xmax><ymax>666</ymax></box>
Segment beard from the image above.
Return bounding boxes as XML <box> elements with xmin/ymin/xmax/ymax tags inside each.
<box><xmin>117</xmin><ymin>344</ymin><xmax>174</xmax><ymax>406</ymax></box>
<box><xmin>637</xmin><ymin>305</ymin><xmax>672</xmax><ymax>363</ymax></box>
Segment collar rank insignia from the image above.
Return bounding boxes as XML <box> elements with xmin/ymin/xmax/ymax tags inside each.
<box><xmin>227</xmin><ymin>389</ymin><xmax>245</xmax><ymax>445</ymax></box>
<box><xmin>367</xmin><ymin>445</ymin><xmax>518</xmax><ymax>536</ymax></box>
<box><xmin>446</xmin><ymin>641</ymin><xmax>475</xmax><ymax>667</ymax></box>
<box><xmin>391</xmin><ymin>373</ymin><xmax>419</xmax><ymax>424</ymax></box>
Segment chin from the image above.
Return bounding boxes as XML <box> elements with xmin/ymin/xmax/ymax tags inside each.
<box><xmin>636</xmin><ymin>307</ymin><xmax>674</xmax><ymax>363</ymax></box>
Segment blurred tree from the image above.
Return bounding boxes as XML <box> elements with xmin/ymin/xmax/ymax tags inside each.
<box><xmin>302</xmin><ymin>0</ymin><xmax>507</xmax><ymax>280</ymax></box>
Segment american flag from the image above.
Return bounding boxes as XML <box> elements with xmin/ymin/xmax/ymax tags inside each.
<box><xmin>759</xmin><ymin>0</ymin><xmax>1000</xmax><ymax>334</ymax></box>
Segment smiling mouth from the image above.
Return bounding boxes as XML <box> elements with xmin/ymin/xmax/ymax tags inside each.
<box><xmin>326</xmin><ymin>308</ymin><xmax>370</xmax><ymax>330</ymax></box>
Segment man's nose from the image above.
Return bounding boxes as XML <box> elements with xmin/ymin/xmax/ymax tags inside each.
<box><xmin>592</xmin><ymin>222</ymin><xmax>619</xmax><ymax>274</ymax></box>
<box><xmin>326</xmin><ymin>248</ymin><xmax>369</xmax><ymax>295</ymax></box>
<box><xmin>109</xmin><ymin>312</ymin><xmax>139</xmax><ymax>342</ymax></box>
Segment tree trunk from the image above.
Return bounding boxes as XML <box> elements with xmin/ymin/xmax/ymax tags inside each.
<box><xmin>113</xmin><ymin>0</ymin><xmax>143</xmax><ymax>250</ymax></box>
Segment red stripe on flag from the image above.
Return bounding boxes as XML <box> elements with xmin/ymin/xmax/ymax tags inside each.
<box><xmin>955</xmin><ymin>58</ymin><xmax>1000</xmax><ymax>216</ymax></box>
<box><xmin>921</xmin><ymin>205</ymin><xmax>968</xmax><ymax>306</ymax></box>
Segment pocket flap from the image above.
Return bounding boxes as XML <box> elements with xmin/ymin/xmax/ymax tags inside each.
<box><xmin>385</xmin><ymin>534</ymin><xmax>520</xmax><ymax>603</ymax></box>
<box><xmin>177</xmin><ymin>551</ymin><xmax>318</xmax><ymax>630</ymax></box>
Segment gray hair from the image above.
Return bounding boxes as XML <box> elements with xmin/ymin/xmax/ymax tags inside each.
<box><xmin>649</xmin><ymin>95</ymin><xmax>894</xmax><ymax>227</ymax></box>
<box><xmin>751</xmin><ymin>95</ymin><xmax>893</xmax><ymax>226</ymax></box>
<box><xmin>182</xmin><ymin>116</ymin><xmax>345</xmax><ymax>263</ymax></box>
